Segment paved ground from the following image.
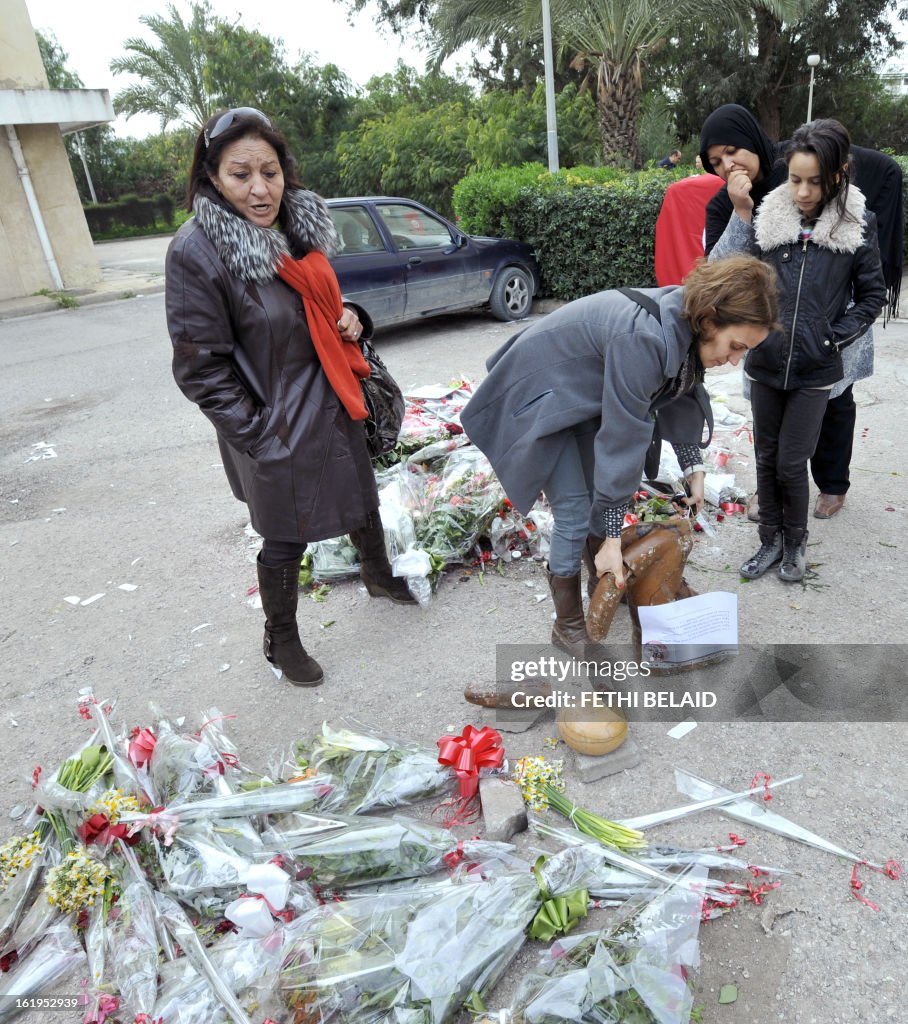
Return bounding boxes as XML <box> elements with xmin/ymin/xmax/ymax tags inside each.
<box><xmin>0</xmin><ymin>238</ymin><xmax>906</xmax><ymax>1023</ymax></box>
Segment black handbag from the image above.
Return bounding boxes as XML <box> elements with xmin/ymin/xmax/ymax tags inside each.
<box><xmin>360</xmin><ymin>337</ymin><xmax>405</xmax><ymax>459</ymax></box>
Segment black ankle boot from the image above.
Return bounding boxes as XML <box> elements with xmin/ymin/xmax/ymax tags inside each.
<box><xmin>740</xmin><ymin>527</ymin><xmax>782</xmax><ymax>580</ymax></box>
<box><xmin>349</xmin><ymin>516</ymin><xmax>416</xmax><ymax>604</ymax></box>
<box><xmin>778</xmin><ymin>529</ymin><xmax>808</xmax><ymax>583</ymax></box>
<box><xmin>256</xmin><ymin>555</ymin><xmax>324</xmax><ymax>685</ymax></box>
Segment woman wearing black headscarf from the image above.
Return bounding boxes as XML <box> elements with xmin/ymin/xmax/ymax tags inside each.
<box><xmin>699</xmin><ymin>104</ymin><xmax>903</xmax><ymax>520</ymax></box>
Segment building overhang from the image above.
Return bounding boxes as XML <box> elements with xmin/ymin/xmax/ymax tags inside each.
<box><xmin>0</xmin><ymin>88</ymin><xmax>114</xmax><ymax>133</ymax></box>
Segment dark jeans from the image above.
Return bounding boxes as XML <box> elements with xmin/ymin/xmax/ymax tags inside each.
<box><xmin>810</xmin><ymin>385</ymin><xmax>855</xmax><ymax>495</ymax></box>
<box><xmin>751</xmin><ymin>381</ymin><xmax>829</xmax><ymax>536</ymax></box>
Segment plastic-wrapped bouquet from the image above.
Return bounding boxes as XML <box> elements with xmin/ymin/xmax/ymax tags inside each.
<box><xmin>411</xmin><ymin>445</ymin><xmax>504</xmax><ymax>575</ymax></box>
<box><xmin>278</xmin><ymin>844</ymin><xmax>612</xmax><ymax>1024</ymax></box>
<box><xmin>265</xmin><ymin>811</ymin><xmax>513</xmax><ymax>889</ymax></box>
<box><xmin>0</xmin><ymin>922</ymin><xmax>86</xmax><ymax>1021</ymax></box>
<box><xmin>302</xmin><ymin>723</ymin><xmax>453</xmax><ymax>814</ymax></box>
<box><xmin>484</xmin><ymin>869</ymin><xmax>706</xmax><ymax>1024</ymax></box>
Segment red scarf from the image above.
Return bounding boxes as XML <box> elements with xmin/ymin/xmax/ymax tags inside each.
<box><xmin>276</xmin><ymin>251</ymin><xmax>370</xmax><ymax>420</ymax></box>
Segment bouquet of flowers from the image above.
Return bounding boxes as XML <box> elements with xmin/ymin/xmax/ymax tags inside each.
<box><xmin>302</xmin><ymin>723</ymin><xmax>453</xmax><ymax>814</ymax></box>
<box><xmin>265</xmin><ymin>811</ymin><xmax>513</xmax><ymax>889</ymax></box>
<box><xmin>151</xmin><ymin>926</ymin><xmax>288</xmax><ymax>1024</ymax></box>
<box><xmin>120</xmin><ymin>774</ymin><xmax>338</xmax><ymax>837</ymax></box>
<box><xmin>0</xmin><ymin>832</ymin><xmax>46</xmax><ymax>956</ymax></box>
<box><xmin>487</xmin><ymin>499</ymin><xmax>553</xmax><ymax>561</ymax></box>
<box><xmin>33</xmin><ymin>742</ymin><xmax>116</xmax><ymax>854</ymax></box>
<box><xmin>410</xmin><ymin>445</ymin><xmax>505</xmax><ymax>576</ymax></box>
<box><xmin>490</xmin><ymin>870</ymin><xmax>706</xmax><ymax>1024</ymax></box>
<box><xmin>148</xmin><ymin>820</ymin><xmax>297</xmax><ymax>922</ymax></box>
<box><xmin>104</xmin><ymin>860</ymin><xmax>160</xmax><ymax>1020</ymax></box>
<box><xmin>0</xmin><ymin>921</ymin><xmax>86</xmax><ymax>1021</ymax></box>
<box><xmin>278</xmin><ymin>844</ymin><xmax>611</xmax><ymax>1024</ymax></box>
<box><xmin>146</xmin><ymin>718</ymin><xmax>228</xmax><ymax>807</ymax></box>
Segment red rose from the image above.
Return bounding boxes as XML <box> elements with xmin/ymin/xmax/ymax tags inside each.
<box><xmin>128</xmin><ymin>727</ymin><xmax>157</xmax><ymax>768</ymax></box>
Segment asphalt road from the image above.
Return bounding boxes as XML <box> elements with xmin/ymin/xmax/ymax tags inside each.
<box><xmin>0</xmin><ymin>249</ymin><xmax>906</xmax><ymax>1022</ymax></box>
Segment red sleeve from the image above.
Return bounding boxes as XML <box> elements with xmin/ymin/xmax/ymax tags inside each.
<box><xmin>655</xmin><ymin>176</ymin><xmax>725</xmax><ymax>286</ymax></box>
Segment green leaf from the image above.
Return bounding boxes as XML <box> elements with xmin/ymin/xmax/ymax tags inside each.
<box><xmin>718</xmin><ymin>984</ymin><xmax>738</xmax><ymax>1004</ymax></box>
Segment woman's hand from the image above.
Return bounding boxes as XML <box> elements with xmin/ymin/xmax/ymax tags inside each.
<box><xmin>677</xmin><ymin>471</ymin><xmax>705</xmax><ymax>517</ymax></box>
<box><xmin>593</xmin><ymin>536</ymin><xmax>626</xmax><ymax>589</ymax></box>
<box><xmin>337</xmin><ymin>306</ymin><xmax>364</xmax><ymax>343</ymax></box>
<box><xmin>727</xmin><ymin>168</ymin><xmax>754</xmax><ymax>222</ymax></box>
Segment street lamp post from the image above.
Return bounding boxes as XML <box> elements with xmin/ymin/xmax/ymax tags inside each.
<box><xmin>806</xmin><ymin>54</ymin><xmax>820</xmax><ymax>122</ymax></box>
<box><xmin>541</xmin><ymin>0</ymin><xmax>559</xmax><ymax>172</ymax></box>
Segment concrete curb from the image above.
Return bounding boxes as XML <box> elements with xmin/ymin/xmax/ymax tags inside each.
<box><xmin>0</xmin><ymin>279</ymin><xmax>166</xmax><ymax>321</ymax></box>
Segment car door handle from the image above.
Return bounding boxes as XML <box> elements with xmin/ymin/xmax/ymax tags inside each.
<box><xmin>407</xmin><ymin>256</ymin><xmax>422</xmax><ymax>266</ymax></box>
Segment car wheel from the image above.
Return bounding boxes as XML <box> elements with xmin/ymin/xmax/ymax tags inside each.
<box><xmin>489</xmin><ymin>266</ymin><xmax>533</xmax><ymax>321</ymax></box>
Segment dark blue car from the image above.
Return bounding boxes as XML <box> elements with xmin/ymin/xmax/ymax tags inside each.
<box><xmin>326</xmin><ymin>197</ymin><xmax>539</xmax><ymax>329</ymax></box>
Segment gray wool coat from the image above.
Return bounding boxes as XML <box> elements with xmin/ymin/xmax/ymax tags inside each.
<box><xmin>460</xmin><ymin>288</ymin><xmax>710</xmax><ymax>524</ymax></box>
<box><xmin>165</xmin><ymin>189</ymin><xmax>378</xmax><ymax>543</ymax></box>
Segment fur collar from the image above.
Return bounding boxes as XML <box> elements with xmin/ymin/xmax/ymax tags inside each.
<box><xmin>192</xmin><ymin>188</ymin><xmax>340</xmax><ymax>284</ymax></box>
<box><xmin>755</xmin><ymin>182</ymin><xmax>868</xmax><ymax>254</ymax></box>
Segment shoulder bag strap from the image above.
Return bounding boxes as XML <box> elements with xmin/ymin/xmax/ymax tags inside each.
<box><xmin>617</xmin><ymin>286</ymin><xmax>662</xmax><ymax>323</ymax></box>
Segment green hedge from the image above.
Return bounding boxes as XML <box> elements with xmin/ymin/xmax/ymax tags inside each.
<box><xmin>456</xmin><ymin>159</ymin><xmax>908</xmax><ymax>301</ymax></box>
<box><xmin>83</xmin><ymin>194</ymin><xmax>178</xmax><ymax>239</ymax></box>
<box><xmin>454</xmin><ymin>165</ymin><xmax>677</xmax><ymax>300</ymax></box>
<box><xmin>452</xmin><ymin>163</ymin><xmax>548</xmax><ymax>238</ymax></box>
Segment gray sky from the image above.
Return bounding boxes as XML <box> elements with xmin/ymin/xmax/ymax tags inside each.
<box><xmin>24</xmin><ymin>0</ymin><xmax>430</xmax><ymax>137</ymax></box>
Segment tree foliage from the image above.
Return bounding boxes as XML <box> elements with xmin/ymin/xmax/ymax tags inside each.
<box><xmin>37</xmin><ymin>32</ymin><xmax>84</xmax><ymax>89</ymax></box>
<box><xmin>653</xmin><ymin>0</ymin><xmax>907</xmax><ymax>144</ymax></box>
<box><xmin>334</xmin><ymin>0</ymin><xmax>812</xmax><ymax>167</ymax></box>
<box><xmin>110</xmin><ymin>1</ymin><xmax>215</xmax><ymax>130</ymax></box>
<box><xmin>334</xmin><ymin>62</ymin><xmax>600</xmax><ymax>211</ymax></box>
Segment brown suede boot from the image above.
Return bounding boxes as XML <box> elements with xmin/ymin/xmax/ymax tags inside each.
<box><xmin>256</xmin><ymin>555</ymin><xmax>324</xmax><ymax>686</ymax></box>
<box><xmin>349</xmin><ymin>516</ymin><xmax>416</xmax><ymax>604</ymax></box>
<box><xmin>548</xmin><ymin>568</ymin><xmax>601</xmax><ymax>658</ymax></box>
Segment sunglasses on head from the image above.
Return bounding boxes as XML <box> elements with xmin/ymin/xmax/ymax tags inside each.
<box><xmin>204</xmin><ymin>107</ymin><xmax>272</xmax><ymax>148</ymax></box>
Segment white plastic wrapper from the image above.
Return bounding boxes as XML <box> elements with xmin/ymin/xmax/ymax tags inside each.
<box><xmin>306</xmin><ymin>536</ymin><xmax>361</xmax><ymax>580</ymax></box>
<box><xmin>703</xmin><ymin>472</ymin><xmax>737</xmax><ymax>507</ymax></box>
<box><xmin>391</xmin><ymin>547</ymin><xmax>433</xmax><ymax>607</ymax></box>
<box><xmin>651</xmin><ymin>443</ymin><xmax>682</xmax><ymax>486</ymax></box>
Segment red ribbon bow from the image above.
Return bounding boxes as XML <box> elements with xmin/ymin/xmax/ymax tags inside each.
<box><xmin>437</xmin><ymin>725</ymin><xmax>505</xmax><ymax>800</ymax></box>
<box><xmin>78</xmin><ymin>813</ymin><xmax>141</xmax><ymax>848</ymax></box>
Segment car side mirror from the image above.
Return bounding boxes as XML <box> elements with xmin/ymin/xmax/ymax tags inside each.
<box><xmin>452</xmin><ymin>231</ymin><xmax>467</xmax><ymax>247</ymax></box>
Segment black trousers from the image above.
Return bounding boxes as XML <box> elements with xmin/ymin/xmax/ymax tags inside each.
<box><xmin>751</xmin><ymin>381</ymin><xmax>829</xmax><ymax>536</ymax></box>
<box><xmin>810</xmin><ymin>385</ymin><xmax>855</xmax><ymax>495</ymax></box>
<box><xmin>260</xmin><ymin>539</ymin><xmax>307</xmax><ymax>567</ymax></box>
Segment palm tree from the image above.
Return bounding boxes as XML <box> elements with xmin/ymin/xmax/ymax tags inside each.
<box><xmin>110</xmin><ymin>1</ymin><xmax>214</xmax><ymax>131</ymax></box>
<box><xmin>426</xmin><ymin>0</ymin><xmax>807</xmax><ymax>167</ymax></box>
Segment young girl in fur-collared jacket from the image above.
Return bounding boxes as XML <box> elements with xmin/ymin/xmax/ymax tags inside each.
<box><xmin>711</xmin><ymin>119</ymin><xmax>886</xmax><ymax>582</ymax></box>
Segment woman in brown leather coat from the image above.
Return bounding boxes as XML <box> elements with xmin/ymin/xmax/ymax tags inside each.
<box><xmin>165</xmin><ymin>108</ymin><xmax>413</xmax><ymax>689</ymax></box>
